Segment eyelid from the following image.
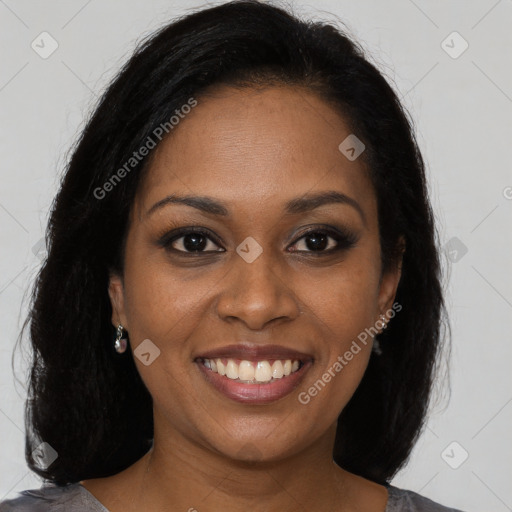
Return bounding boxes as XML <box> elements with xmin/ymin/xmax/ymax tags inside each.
<box><xmin>157</xmin><ymin>223</ymin><xmax>358</xmax><ymax>255</ymax></box>
<box><xmin>156</xmin><ymin>226</ymin><xmax>225</xmax><ymax>251</ymax></box>
<box><xmin>288</xmin><ymin>225</ymin><xmax>358</xmax><ymax>252</ymax></box>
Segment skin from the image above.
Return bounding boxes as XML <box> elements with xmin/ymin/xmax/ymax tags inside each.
<box><xmin>81</xmin><ymin>85</ymin><xmax>403</xmax><ymax>511</ymax></box>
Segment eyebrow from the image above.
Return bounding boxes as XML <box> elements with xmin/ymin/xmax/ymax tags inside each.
<box><xmin>146</xmin><ymin>190</ymin><xmax>366</xmax><ymax>224</ymax></box>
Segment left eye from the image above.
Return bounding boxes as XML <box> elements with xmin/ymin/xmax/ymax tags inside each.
<box><xmin>289</xmin><ymin>229</ymin><xmax>356</xmax><ymax>253</ymax></box>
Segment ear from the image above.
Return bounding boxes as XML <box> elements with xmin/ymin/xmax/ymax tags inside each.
<box><xmin>376</xmin><ymin>236</ymin><xmax>405</xmax><ymax>317</ymax></box>
<box><xmin>108</xmin><ymin>272</ymin><xmax>128</xmax><ymax>329</ymax></box>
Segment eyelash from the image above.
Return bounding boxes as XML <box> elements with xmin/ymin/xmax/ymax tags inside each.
<box><xmin>157</xmin><ymin>225</ymin><xmax>358</xmax><ymax>256</ymax></box>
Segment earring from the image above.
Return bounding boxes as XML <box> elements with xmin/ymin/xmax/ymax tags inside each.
<box><xmin>372</xmin><ymin>314</ymin><xmax>387</xmax><ymax>356</ymax></box>
<box><xmin>114</xmin><ymin>324</ymin><xmax>128</xmax><ymax>354</ymax></box>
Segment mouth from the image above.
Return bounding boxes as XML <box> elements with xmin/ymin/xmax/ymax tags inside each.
<box><xmin>194</xmin><ymin>344</ymin><xmax>314</xmax><ymax>404</ymax></box>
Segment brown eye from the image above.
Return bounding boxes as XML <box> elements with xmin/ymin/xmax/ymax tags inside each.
<box><xmin>159</xmin><ymin>228</ymin><xmax>224</xmax><ymax>254</ymax></box>
<box><xmin>289</xmin><ymin>227</ymin><xmax>358</xmax><ymax>254</ymax></box>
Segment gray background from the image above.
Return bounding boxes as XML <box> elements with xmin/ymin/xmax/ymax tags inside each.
<box><xmin>1</xmin><ymin>1</ymin><xmax>511</xmax><ymax>510</ymax></box>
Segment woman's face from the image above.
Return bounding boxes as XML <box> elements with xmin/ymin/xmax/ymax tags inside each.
<box><xmin>109</xmin><ymin>85</ymin><xmax>401</xmax><ymax>462</ymax></box>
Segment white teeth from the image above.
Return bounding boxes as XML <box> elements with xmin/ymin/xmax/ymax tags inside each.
<box><xmin>271</xmin><ymin>360</ymin><xmax>284</xmax><ymax>378</ymax></box>
<box><xmin>255</xmin><ymin>361</ymin><xmax>272</xmax><ymax>382</ymax></box>
<box><xmin>238</xmin><ymin>360</ymin><xmax>255</xmax><ymax>381</ymax></box>
<box><xmin>203</xmin><ymin>358</ymin><xmax>302</xmax><ymax>383</ymax></box>
<box><xmin>226</xmin><ymin>360</ymin><xmax>238</xmax><ymax>380</ymax></box>
<box><xmin>217</xmin><ymin>359</ymin><xmax>226</xmax><ymax>376</ymax></box>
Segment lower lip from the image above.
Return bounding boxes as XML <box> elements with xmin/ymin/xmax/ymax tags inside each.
<box><xmin>196</xmin><ymin>361</ymin><xmax>312</xmax><ymax>404</ymax></box>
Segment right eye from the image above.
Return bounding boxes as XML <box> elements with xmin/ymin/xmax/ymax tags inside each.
<box><xmin>160</xmin><ymin>228</ymin><xmax>225</xmax><ymax>254</ymax></box>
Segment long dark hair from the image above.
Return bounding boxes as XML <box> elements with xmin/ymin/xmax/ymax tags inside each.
<box><xmin>19</xmin><ymin>0</ymin><xmax>447</xmax><ymax>486</ymax></box>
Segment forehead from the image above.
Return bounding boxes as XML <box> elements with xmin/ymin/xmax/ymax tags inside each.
<box><xmin>136</xmin><ymin>85</ymin><xmax>374</xmax><ymax>217</ymax></box>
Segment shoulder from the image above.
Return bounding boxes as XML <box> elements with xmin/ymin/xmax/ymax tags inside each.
<box><xmin>0</xmin><ymin>483</ymin><xmax>107</xmax><ymax>512</ymax></box>
<box><xmin>386</xmin><ymin>485</ymin><xmax>467</xmax><ymax>512</ymax></box>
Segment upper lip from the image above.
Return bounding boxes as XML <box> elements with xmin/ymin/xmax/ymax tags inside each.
<box><xmin>196</xmin><ymin>343</ymin><xmax>314</xmax><ymax>362</ymax></box>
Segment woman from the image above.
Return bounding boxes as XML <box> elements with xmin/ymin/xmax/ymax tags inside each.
<box><xmin>0</xmin><ymin>1</ymin><xmax>466</xmax><ymax>510</ymax></box>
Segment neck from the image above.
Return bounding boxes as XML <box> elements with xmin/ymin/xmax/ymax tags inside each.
<box><xmin>132</xmin><ymin>422</ymin><xmax>352</xmax><ymax>511</ymax></box>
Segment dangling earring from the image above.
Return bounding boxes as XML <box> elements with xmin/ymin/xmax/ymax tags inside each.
<box><xmin>114</xmin><ymin>324</ymin><xmax>128</xmax><ymax>354</ymax></box>
<box><xmin>372</xmin><ymin>314</ymin><xmax>387</xmax><ymax>356</ymax></box>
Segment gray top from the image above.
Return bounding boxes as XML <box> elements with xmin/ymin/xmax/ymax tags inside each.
<box><xmin>0</xmin><ymin>482</ymin><xmax>466</xmax><ymax>511</ymax></box>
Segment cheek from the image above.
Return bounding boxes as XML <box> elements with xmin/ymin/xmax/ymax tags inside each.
<box><xmin>302</xmin><ymin>257</ymin><xmax>381</xmax><ymax>339</ymax></box>
<box><xmin>296</xmin><ymin>269</ymin><xmax>377</xmax><ymax>420</ymax></box>
<box><xmin>122</xmin><ymin>254</ymin><xmax>211</xmax><ymax>347</ymax></box>
<box><xmin>120</xmin><ymin>260</ymin><xmax>205</xmax><ymax>423</ymax></box>
<box><xmin>297</xmin><ymin>251</ymin><xmax>380</xmax><ymax>409</ymax></box>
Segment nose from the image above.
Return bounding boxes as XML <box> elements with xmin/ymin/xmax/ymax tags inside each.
<box><xmin>214</xmin><ymin>246</ymin><xmax>301</xmax><ymax>330</ymax></box>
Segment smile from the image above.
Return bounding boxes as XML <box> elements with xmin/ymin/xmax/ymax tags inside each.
<box><xmin>200</xmin><ymin>358</ymin><xmax>302</xmax><ymax>384</ymax></box>
<box><xmin>195</xmin><ymin>344</ymin><xmax>314</xmax><ymax>404</ymax></box>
